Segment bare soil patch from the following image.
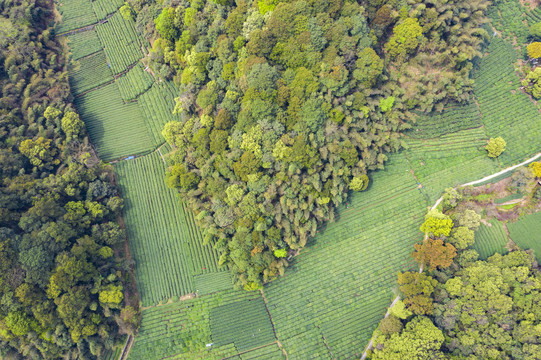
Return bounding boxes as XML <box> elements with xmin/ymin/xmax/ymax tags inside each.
<box><xmin>519</xmin><ymin>0</ymin><xmax>539</xmax><ymax>10</ymax></box>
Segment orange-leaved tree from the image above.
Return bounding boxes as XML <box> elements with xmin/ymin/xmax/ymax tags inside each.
<box><xmin>412</xmin><ymin>239</ymin><xmax>457</xmax><ymax>271</ymax></box>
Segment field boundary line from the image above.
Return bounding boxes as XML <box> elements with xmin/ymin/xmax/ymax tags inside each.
<box><xmin>73</xmin><ymin>78</ymin><xmax>116</xmax><ymax>98</ymax></box>
<box><xmin>71</xmin><ymin>49</ymin><xmax>103</xmax><ymax>62</ymax></box>
<box><xmin>360</xmin><ymin>150</ymin><xmax>541</xmax><ymax>360</ymax></box>
<box><xmin>56</xmin><ymin>12</ymin><xmax>115</xmax><ymax>37</ymax></box>
<box><xmin>157</xmin><ymin>147</ymin><xmax>166</xmax><ymax>164</ymax></box>
<box><xmin>221</xmin><ymin>341</ymin><xmax>279</xmax><ymax>360</ymax></box>
<box><xmin>259</xmin><ymin>289</ymin><xmax>289</xmax><ymax>358</ymax></box>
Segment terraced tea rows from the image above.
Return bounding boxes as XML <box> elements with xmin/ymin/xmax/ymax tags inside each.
<box><xmin>240</xmin><ymin>344</ymin><xmax>285</xmax><ymax>359</ymax></box>
<box><xmin>103</xmin><ymin>346</ymin><xmax>122</xmax><ymax>360</ymax></box>
<box><xmin>92</xmin><ymin>0</ymin><xmax>124</xmax><ymax>20</ymax></box>
<box><xmin>55</xmin><ymin>0</ymin><xmax>97</xmax><ymax>34</ymax></box>
<box><xmin>95</xmin><ymin>12</ymin><xmax>145</xmax><ymax>74</ymax></box>
<box><xmin>74</xmin><ymin>82</ymin><xmax>152</xmax><ymax>160</ymax></box>
<box><xmin>487</xmin><ymin>0</ymin><xmax>529</xmax><ymax>43</ymax></box>
<box><xmin>114</xmin><ymin>153</ymin><xmax>227</xmax><ymax>306</ymax></box>
<box><xmin>117</xmin><ymin>63</ymin><xmax>154</xmax><ymax>101</ymax></box>
<box><xmin>508</xmin><ymin>211</ymin><xmax>541</xmax><ymax>262</ymax></box>
<box><xmin>66</xmin><ymin>29</ymin><xmax>102</xmax><ymax>60</ymax></box>
<box><xmin>408</xmin><ymin>103</ymin><xmax>482</xmax><ymax>139</ymax></box>
<box><xmin>193</xmin><ymin>272</ymin><xmax>233</xmax><ymax>296</ymax></box>
<box><xmin>210</xmin><ymin>297</ymin><xmax>275</xmax><ymax>352</ymax></box>
<box><xmin>138</xmin><ymin>83</ymin><xmax>182</xmax><ymax>146</ymax></box>
<box><xmin>405</xmin><ymin>127</ymin><xmax>499</xmax><ymax>202</ymax></box>
<box><xmin>69</xmin><ymin>51</ymin><xmax>113</xmax><ymax>96</ymax></box>
<box><xmin>473</xmin><ymin>219</ymin><xmax>509</xmax><ymax>259</ymax></box>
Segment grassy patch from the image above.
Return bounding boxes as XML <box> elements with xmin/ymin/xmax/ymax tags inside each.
<box><xmin>129</xmin><ymin>290</ymin><xmax>263</xmax><ymax>360</ymax></box>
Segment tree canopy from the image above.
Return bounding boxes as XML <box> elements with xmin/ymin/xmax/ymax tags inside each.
<box><xmin>0</xmin><ymin>1</ymin><xmax>137</xmax><ymax>358</ymax></box>
<box><xmin>486</xmin><ymin>137</ymin><xmax>507</xmax><ymax>158</ymax></box>
<box><xmin>129</xmin><ymin>0</ymin><xmax>491</xmax><ymax>288</ymax></box>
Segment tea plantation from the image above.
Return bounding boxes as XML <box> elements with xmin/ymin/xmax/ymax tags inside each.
<box><xmin>53</xmin><ymin>0</ymin><xmax>541</xmax><ymax>358</ymax></box>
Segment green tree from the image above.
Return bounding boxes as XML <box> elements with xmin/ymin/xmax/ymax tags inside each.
<box><xmin>44</xmin><ymin>106</ymin><xmax>62</xmax><ymax>121</ymax></box>
<box><xmin>371</xmin><ymin>317</ymin><xmax>444</xmax><ymax>360</ymax></box>
<box><xmin>448</xmin><ymin>226</ymin><xmax>475</xmax><ymax>250</ymax></box>
<box><xmin>397</xmin><ymin>272</ymin><xmax>437</xmax><ymax>315</ymax></box>
<box><xmin>453</xmin><ymin>209</ymin><xmax>481</xmax><ymax>231</ymax></box>
<box><xmin>527</xmin><ymin>42</ymin><xmax>541</xmax><ymax>59</ymax></box>
<box><xmin>61</xmin><ymin>111</ymin><xmax>84</xmax><ymax>140</ymax></box>
<box><xmin>353</xmin><ymin>48</ymin><xmax>383</xmax><ymax>87</ymax></box>
<box><xmin>349</xmin><ymin>175</ymin><xmax>369</xmax><ymax>191</ymax></box>
<box><xmin>531</xmin><ymin>22</ymin><xmax>541</xmax><ymax>39</ymax></box>
<box><xmin>379</xmin><ymin>96</ymin><xmax>395</xmax><ymax>112</ymax></box>
<box><xmin>530</xmin><ymin>161</ymin><xmax>541</xmax><ymax>178</ymax></box>
<box><xmin>99</xmin><ymin>284</ymin><xmax>124</xmax><ymax>306</ymax></box>
<box><xmin>389</xmin><ymin>300</ymin><xmax>413</xmax><ymax>320</ymax></box>
<box><xmin>119</xmin><ymin>3</ymin><xmax>135</xmax><ymax>21</ymax></box>
<box><xmin>4</xmin><ymin>311</ymin><xmax>33</xmax><ymax>337</ymax></box>
<box><xmin>273</xmin><ymin>249</ymin><xmax>287</xmax><ymax>258</ymax></box>
<box><xmin>385</xmin><ymin>18</ymin><xmax>423</xmax><ymax>59</ymax></box>
<box><xmin>521</xmin><ymin>67</ymin><xmax>541</xmax><ymax>98</ymax></box>
<box><xmin>19</xmin><ymin>137</ymin><xmax>58</xmax><ymax>169</ymax></box>
<box><xmin>441</xmin><ymin>187</ymin><xmax>462</xmax><ymax>209</ymax></box>
<box><xmin>166</xmin><ymin>164</ymin><xmax>200</xmax><ymax>190</ymax></box>
<box><xmin>377</xmin><ymin>315</ymin><xmax>403</xmax><ymax>336</ymax></box>
<box><xmin>485</xmin><ymin>137</ymin><xmax>506</xmax><ymax>158</ymax></box>
<box><xmin>419</xmin><ymin>209</ymin><xmax>453</xmax><ymax>238</ymax></box>
<box><xmin>154</xmin><ymin>8</ymin><xmax>178</xmax><ymax>42</ymax></box>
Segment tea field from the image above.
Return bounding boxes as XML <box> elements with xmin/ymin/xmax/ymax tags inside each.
<box><xmin>117</xmin><ymin>63</ymin><xmax>154</xmax><ymax>101</ymax></box>
<box><xmin>56</xmin><ymin>0</ymin><xmax>541</xmax><ymax>359</ymax></box>
<box><xmin>68</xmin><ymin>51</ymin><xmax>113</xmax><ymax>96</ymax></box>
<box><xmin>95</xmin><ymin>12</ymin><xmax>146</xmax><ymax>74</ymax></box>
<box><xmin>128</xmin><ymin>290</ymin><xmax>278</xmax><ymax>360</ymax></box>
<box><xmin>92</xmin><ymin>0</ymin><xmax>124</xmax><ymax>20</ymax></box>
<box><xmin>473</xmin><ymin>38</ymin><xmax>541</xmax><ymax>167</ymax></box>
<box><xmin>138</xmin><ymin>83</ymin><xmax>183</xmax><ymax>147</ymax></box>
<box><xmin>74</xmin><ymin>82</ymin><xmax>153</xmax><ymax>160</ymax></box>
<box><xmin>473</xmin><ymin>219</ymin><xmax>510</xmax><ymax>259</ymax></box>
<box><xmin>66</xmin><ymin>29</ymin><xmax>102</xmax><ymax>60</ymax></box>
<box><xmin>404</xmin><ymin>126</ymin><xmax>500</xmax><ymax>203</ymax></box>
<box><xmin>114</xmin><ymin>153</ymin><xmax>229</xmax><ymax>306</ymax></box>
<box><xmin>55</xmin><ymin>0</ymin><xmax>96</xmax><ymax>34</ymax></box>
<box><xmin>507</xmin><ymin>211</ymin><xmax>541</xmax><ymax>262</ymax></box>
<box><xmin>408</xmin><ymin>103</ymin><xmax>482</xmax><ymax>139</ymax></box>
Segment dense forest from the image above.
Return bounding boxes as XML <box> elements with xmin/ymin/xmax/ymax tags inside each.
<box><xmin>0</xmin><ymin>1</ymin><xmax>137</xmax><ymax>358</ymax></box>
<box><xmin>124</xmin><ymin>0</ymin><xmax>491</xmax><ymax>288</ymax></box>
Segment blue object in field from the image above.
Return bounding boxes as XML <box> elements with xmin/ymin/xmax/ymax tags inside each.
<box><xmin>108</xmin><ymin>63</ymin><xmax>111</xmax><ymax>68</ymax></box>
<box><xmin>125</xmin><ymin>156</ymin><xmax>135</xmax><ymax>160</ymax></box>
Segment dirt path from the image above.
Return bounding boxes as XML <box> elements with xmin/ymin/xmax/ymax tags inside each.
<box><xmin>360</xmin><ymin>151</ymin><xmax>541</xmax><ymax>360</ymax></box>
